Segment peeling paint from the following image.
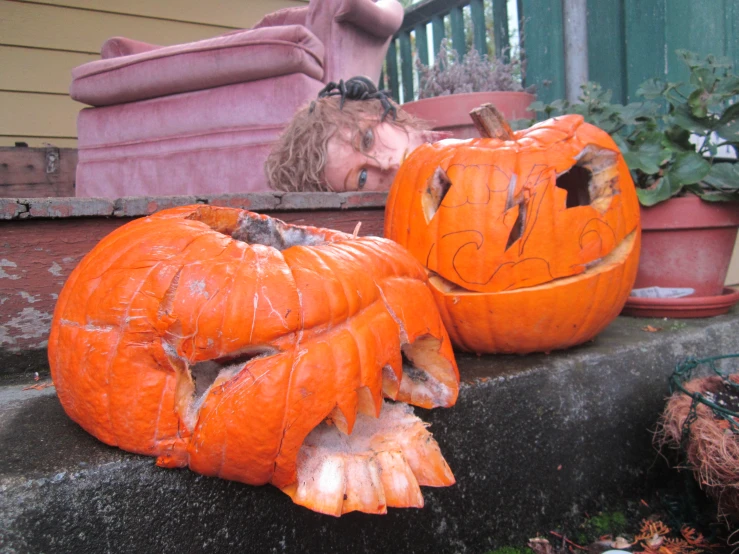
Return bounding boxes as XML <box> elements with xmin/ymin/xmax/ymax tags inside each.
<box><xmin>0</xmin><ymin>259</ymin><xmax>20</xmax><ymax>280</ymax></box>
<box><xmin>19</xmin><ymin>292</ymin><xmax>41</xmax><ymax>304</ymax></box>
<box><xmin>0</xmin><ymin>307</ymin><xmax>53</xmax><ymax>350</ymax></box>
<box><xmin>48</xmin><ymin>262</ymin><xmax>63</xmax><ymax>276</ymax></box>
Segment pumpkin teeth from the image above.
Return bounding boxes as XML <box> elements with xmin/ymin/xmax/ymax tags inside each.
<box><xmin>356</xmin><ymin>385</ymin><xmax>381</xmax><ymax>418</ymax></box>
<box><xmin>381</xmin><ymin>364</ymin><xmax>400</xmax><ymax>400</ymax></box>
<box><xmin>397</xmin><ymin>337</ymin><xmax>458</xmax><ymax>409</ymax></box>
<box><xmin>282</xmin><ymin>402</ymin><xmax>449</xmax><ymax>516</ymax></box>
<box><xmin>375</xmin><ymin>288</ymin><xmax>456</xmax><ymax>409</ymax></box>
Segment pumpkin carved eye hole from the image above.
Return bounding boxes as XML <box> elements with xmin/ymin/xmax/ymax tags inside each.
<box><xmin>555</xmin><ymin>165</ymin><xmax>593</xmax><ymax>208</ymax></box>
<box><xmin>422</xmin><ymin>167</ymin><xmax>452</xmax><ymax>222</ymax></box>
<box><xmin>505</xmin><ymin>202</ymin><xmax>527</xmax><ymax>251</ymax></box>
<box><xmin>555</xmin><ymin>145</ymin><xmax>620</xmax><ymax>213</ymax></box>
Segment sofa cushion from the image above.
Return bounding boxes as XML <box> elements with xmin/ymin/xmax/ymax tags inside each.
<box><xmin>71</xmin><ymin>25</ymin><xmax>324</xmax><ymax>107</ymax></box>
<box><xmin>76</xmin><ymin>73</ymin><xmax>323</xmax><ymax>146</ymax></box>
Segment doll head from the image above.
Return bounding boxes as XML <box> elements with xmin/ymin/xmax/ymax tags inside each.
<box><xmin>265</xmin><ymin>95</ymin><xmax>437</xmax><ymax>193</ymax></box>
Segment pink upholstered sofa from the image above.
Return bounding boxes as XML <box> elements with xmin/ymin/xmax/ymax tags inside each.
<box><xmin>70</xmin><ymin>0</ymin><xmax>404</xmax><ymax>197</ymax></box>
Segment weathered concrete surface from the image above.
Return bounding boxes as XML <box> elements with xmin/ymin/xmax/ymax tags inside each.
<box><xmin>1</xmin><ymin>313</ymin><xmax>737</xmax><ymax>553</ymax></box>
<box><xmin>0</xmin><ymin>192</ymin><xmax>387</xmax><ymax>220</ymax></box>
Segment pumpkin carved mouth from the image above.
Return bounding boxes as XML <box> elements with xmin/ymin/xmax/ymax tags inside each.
<box><xmin>385</xmin><ymin>111</ymin><xmax>641</xmax><ymax>354</ymax></box>
<box><xmin>49</xmin><ymin>205</ymin><xmax>460</xmax><ymax>516</ymax></box>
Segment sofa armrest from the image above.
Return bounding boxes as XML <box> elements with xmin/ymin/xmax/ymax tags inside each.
<box><xmin>335</xmin><ymin>0</ymin><xmax>404</xmax><ymax>39</ymax></box>
<box><xmin>252</xmin><ymin>6</ymin><xmax>309</xmax><ymax>29</ymax></box>
<box><xmin>101</xmin><ymin>37</ymin><xmax>162</xmax><ymax>59</ymax></box>
<box><xmin>72</xmin><ymin>26</ymin><xmax>324</xmax><ymax>106</ymax></box>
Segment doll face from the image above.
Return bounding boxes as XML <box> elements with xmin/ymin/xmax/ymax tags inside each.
<box><xmin>324</xmin><ymin>122</ymin><xmax>426</xmax><ymax>192</ymax></box>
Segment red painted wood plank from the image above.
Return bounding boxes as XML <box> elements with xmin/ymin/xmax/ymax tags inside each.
<box><xmin>0</xmin><ymin>147</ymin><xmax>77</xmax><ymax>197</ymax></box>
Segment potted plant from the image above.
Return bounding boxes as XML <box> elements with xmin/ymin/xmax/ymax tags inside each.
<box><xmin>400</xmin><ymin>39</ymin><xmax>536</xmax><ymax>139</ymax></box>
<box><xmin>530</xmin><ymin>50</ymin><xmax>739</xmax><ymax>317</ymax></box>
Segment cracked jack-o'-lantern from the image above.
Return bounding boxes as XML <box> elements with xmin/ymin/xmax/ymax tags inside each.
<box><xmin>384</xmin><ymin>107</ymin><xmax>641</xmax><ymax>354</ymax></box>
<box><xmin>49</xmin><ymin>205</ymin><xmax>459</xmax><ymax>516</ymax></box>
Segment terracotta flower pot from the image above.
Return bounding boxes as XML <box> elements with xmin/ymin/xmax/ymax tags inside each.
<box><xmin>401</xmin><ymin>91</ymin><xmax>536</xmax><ymax>139</ymax></box>
<box><xmin>622</xmin><ymin>195</ymin><xmax>739</xmax><ymax>318</ymax></box>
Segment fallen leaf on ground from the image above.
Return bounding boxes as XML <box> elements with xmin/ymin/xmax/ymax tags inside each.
<box><xmin>23</xmin><ymin>382</ymin><xmax>55</xmax><ymax>391</ymax></box>
<box><xmin>529</xmin><ymin>537</ymin><xmax>554</xmax><ymax>554</ymax></box>
<box><xmin>641</xmin><ymin>325</ymin><xmax>663</xmax><ymax>332</ymax></box>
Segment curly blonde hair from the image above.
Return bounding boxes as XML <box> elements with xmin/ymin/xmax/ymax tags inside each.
<box><xmin>265</xmin><ymin>96</ymin><xmax>427</xmax><ymax>192</ymax></box>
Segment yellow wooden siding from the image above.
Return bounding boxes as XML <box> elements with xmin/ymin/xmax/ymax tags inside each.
<box><xmin>0</xmin><ymin>46</ymin><xmax>98</xmax><ymax>94</ymax></box>
<box><xmin>0</xmin><ymin>91</ymin><xmax>79</xmax><ymax>138</ymax></box>
<box><xmin>1</xmin><ymin>1</ymin><xmax>233</xmax><ymax>54</ymax></box>
<box><xmin>0</xmin><ymin>0</ymin><xmax>305</xmax><ymax>146</ymax></box>
<box><xmin>25</xmin><ymin>0</ymin><xmax>307</xmax><ymax>29</ymax></box>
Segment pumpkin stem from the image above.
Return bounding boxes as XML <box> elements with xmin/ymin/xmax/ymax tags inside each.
<box><xmin>352</xmin><ymin>221</ymin><xmax>362</xmax><ymax>238</ymax></box>
<box><xmin>469</xmin><ymin>104</ymin><xmax>514</xmax><ymax>140</ymax></box>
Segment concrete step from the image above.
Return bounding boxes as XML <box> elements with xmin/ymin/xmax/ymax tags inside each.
<box><xmin>2</xmin><ymin>313</ymin><xmax>738</xmax><ymax>554</ymax></box>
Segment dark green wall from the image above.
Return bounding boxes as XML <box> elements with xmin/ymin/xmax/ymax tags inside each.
<box><xmin>521</xmin><ymin>0</ymin><xmax>739</xmax><ymax>104</ymax></box>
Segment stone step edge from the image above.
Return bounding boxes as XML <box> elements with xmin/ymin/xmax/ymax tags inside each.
<box><xmin>0</xmin><ymin>192</ymin><xmax>389</xmax><ymax>221</ymax></box>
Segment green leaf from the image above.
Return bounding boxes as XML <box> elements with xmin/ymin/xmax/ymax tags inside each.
<box><xmin>637</xmin><ymin>173</ymin><xmax>682</xmax><ymax>206</ymax></box>
<box><xmin>669</xmin><ymin>105</ymin><xmax>712</xmax><ymax>134</ymax></box>
<box><xmin>702</xmin><ymin>162</ymin><xmax>739</xmax><ymax>191</ymax></box>
<box><xmin>687</xmin><ymin>89</ymin><xmax>708</xmax><ymax>118</ymax></box>
<box><xmin>528</xmin><ymin>101</ymin><xmax>546</xmax><ymax>112</ymax></box>
<box><xmin>715</xmin><ymin>75</ymin><xmax>739</xmax><ymax>95</ymax></box>
<box><xmin>611</xmin><ymin>134</ymin><xmax>630</xmax><ymax>153</ymax></box>
<box><xmin>666</xmin><ymin>151</ymin><xmax>711</xmax><ymax>186</ymax></box>
<box><xmin>715</xmin><ymin>103</ymin><xmax>739</xmax><ymax>142</ymax></box>
<box><xmin>698</xmin><ymin>191</ymin><xmax>739</xmax><ymax>202</ymax></box>
<box><xmin>623</xmin><ymin>140</ymin><xmax>672</xmax><ymax>175</ymax></box>
<box><xmin>664</xmin><ymin>126</ymin><xmax>693</xmax><ymax>150</ymax></box>
<box><xmin>677</xmin><ymin>49</ymin><xmax>703</xmax><ymax>69</ymax></box>
<box><xmin>614</xmin><ymin>102</ymin><xmax>658</xmax><ymax>126</ymax></box>
<box><xmin>636</xmin><ymin>78</ymin><xmax>667</xmax><ymax>100</ymax></box>
<box><xmin>689</xmin><ymin>67</ymin><xmax>717</xmax><ymax>91</ymax></box>
<box><xmin>623</xmin><ymin>152</ymin><xmax>655</xmax><ymax>174</ymax></box>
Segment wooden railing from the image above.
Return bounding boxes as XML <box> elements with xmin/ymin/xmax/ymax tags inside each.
<box><xmin>381</xmin><ymin>0</ymin><xmax>513</xmax><ymax>103</ymax></box>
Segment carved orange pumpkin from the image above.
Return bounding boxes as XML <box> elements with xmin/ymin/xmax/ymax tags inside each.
<box><xmin>49</xmin><ymin>205</ymin><xmax>459</xmax><ymax>516</ymax></box>
<box><xmin>385</xmin><ymin>110</ymin><xmax>641</xmax><ymax>354</ymax></box>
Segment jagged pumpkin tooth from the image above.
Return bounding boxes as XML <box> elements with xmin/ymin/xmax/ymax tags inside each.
<box><xmin>394</xmin><ymin>422</ymin><xmax>455</xmax><ymax>487</ymax></box>
<box><xmin>374</xmin><ymin>450</ymin><xmax>424</xmax><ymax>508</ymax></box>
<box><xmin>397</xmin><ymin>336</ymin><xmax>458</xmax><ymax>410</ymax></box>
<box><xmin>327</xmin><ymin>405</ymin><xmax>351</xmax><ymax>435</ymax></box>
<box><xmin>382</xmin><ymin>364</ymin><xmax>400</xmax><ymax>400</ymax></box>
<box><xmin>285</xmin><ymin>447</ymin><xmax>347</xmax><ymax>517</ymax></box>
<box><xmin>342</xmin><ymin>456</ymin><xmax>387</xmax><ymax>515</ymax></box>
<box><xmin>356</xmin><ymin>385</ymin><xmax>380</xmax><ymax>418</ymax></box>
